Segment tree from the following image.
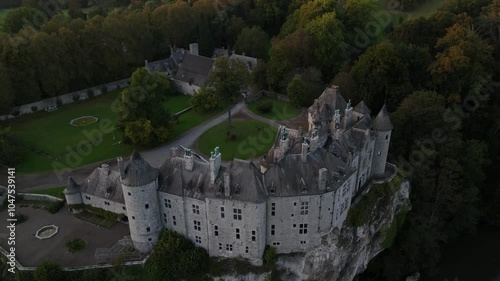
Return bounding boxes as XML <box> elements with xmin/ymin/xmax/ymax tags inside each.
<box><xmin>152</xmin><ymin>1</ymin><xmax>195</xmax><ymax>47</ymax></box>
<box><xmin>234</xmin><ymin>26</ymin><xmax>270</xmax><ymax>59</ymax></box>
<box><xmin>0</xmin><ymin>127</ymin><xmax>22</xmax><ymax>167</ymax></box>
<box><xmin>205</xmin><ymin>56</ymin><xmax>250</xmax><ymax>128</ymax></box>
<box><xmin>124</xmin><ymin>119</ymin><xmax>155</xmax><ymax>147</ymax></box>
<box><xmin>2</xmin><ymin>6</ymin><xmax>39</xmax><ymax>33</ymax></box>
<box><xmin>287</xmin><ymin>74</ymin><xmax>306</xmax><ymax>106</ymax></box>
<box><xmin>225</xmin><ymin>16</ymin><xmax>247</xmax><ymax>46</ymax></box>
<box><xmin>0</xmin><ymin>64</ymin><xmax>14</xmax><ymax>114</ymax></box>
<box><xmin>34</xmin><ymin>260</ymin><xmax>63</xmax><ymax>281</ymax></box>
<box><xmin>343</xmin><ymin>0</ymin><xmax>378</xmax><ymax>31</ymax></box>
<box><xmin>191</xmin><ymin>87</ymin><xmax>220</xmax><ymax>112</ymax></box>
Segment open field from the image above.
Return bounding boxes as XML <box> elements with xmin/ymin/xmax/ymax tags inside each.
<box><xmin>247</xmin><ymin>97</ymin><xmax>302</xmax><ymax>121</ymax></box>
<box><xmin>198</xmin><ymin>120</ymin><xmax>278</xmax><ymax>161</ymax></box>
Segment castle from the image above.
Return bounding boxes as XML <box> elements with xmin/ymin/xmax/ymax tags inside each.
<box><xmin>64</xmin><ymin>86</ymin><xmax>393</xmax><ymax>265</ymax></box>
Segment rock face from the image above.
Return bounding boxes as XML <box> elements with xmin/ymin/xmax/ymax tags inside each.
<box><xmin>277</xmin><ymin>180</ymin><xmax>412</xmax><ymax>281</ymax></box>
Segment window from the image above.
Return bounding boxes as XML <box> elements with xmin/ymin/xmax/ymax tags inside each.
<box><xmin>233</xmin><ymin>208</ymin><xmax>242</xmax><ymax>220</ymax></box>
<box><xmin>293</xmin><ymin>224</ymin><xmax>296</xmax><ymax>228</ymax></box>
<box><xmin>195</xmin><ymin>236</ymin><xmax>201</xmax><ymax>244</ymax></box>
<box><xmin>219</xmin><ymin>243</ymin><xmax>222</xmax><ymax>250</ymax></box>
<box><xmin>386</xmin><ymin>134</ymin><xmax>389</xmax><ymax>140</ymax></box>
<box><xmin>220</xmin><ymin>207</ymin><xmax>225</xmax><ymax>218</ymax></box>
<box><xmin>192</xmin><ymin>204</ymin><xmax>200</xmax><ymax>214</ymax></box>
<box><xmin>132</xmin><ymin>216</ymin><xmax>135</xmax><ymax>220</ymax></box>
<box><xmin>236</xmin><ymin>228</ymin><xmax>240</xmax><ymax>239</ymax></box>
<box><xmin>251</xmin><ymin>230</ymin><xmax>256</xmax><ymax>242</ymax></box>
<box><xmin>300</xmin><ymin>201</ymin><xmax>309</xmax><ymax>215</ymax></box>
<box><xmin>122</xmin><ymin>206</ymin><xmax>126</xmax><ymax>210</ymax></box>
<box><xmin>165</xmin><ymin>199</ymin><xmax>172</xmax><ymax>208</ymax></box>
<box><xmin>214</xmin><ymin>225</ymin><xmax>219</xmax><ymax>236</ymax></box>
<box><xmin>128</xmin><ymin>192</ymin><xmax>131</xmax><ymax>196</ymax></box>
<box><xmin>271</xmin><ymin>225</ymin><xmax>275</xmax><ymax>235</ymax></box>
<box><xmin>85</xmin><ymin>196</ymin><xmax>91</xmax><ymax>200</ymax></box>
<box><xmin>145</xmin><ymin>204</ymin><xmax>149</xmax><ymax>209</ymax></box>
<box><xmin>104</xmin><ymin>201</ymin><xmax>110</xmax><ymax>206</ymax></box>
<box><xmin>173</xmin><ymin>216</ymin><xmax>176</xmax><ymax>226</ymax></box>
<box><xmin>300</xmin><ymin>241</ymin><xmax>306</xmax><ymax>245</ymax></box>
<box><xmin>148</xmin><ymin>238</ymin><xmax>152</xmax><ymax>241</ymax></box>
<box><xmin>194</xmin><ymin>220</ymin><xmax>201</xmax><ymax>231</ymax></box>
<box><xmin>269</xmin><ymin>185</ymin><xmax>275</xmax><ymax>194</ymax></box>
<box><xmin>146</xmin><ymin>227</ymin><xmax>150</xmax><ymax>232</ymax></box>
<box><xmin>245</xmin><ymin>246</ymin><xmax>249</xmax><ymax>253</ymax></box>
<box><xmin>271</xmin><ymin>203</ymin><xmax>275</xmax><ymax>216</ymax></box>
<box><xmin>272</xmin><ymin>242</ymin><xmax>280</xmax><ymax>246</ymax></box>
<box><xmin>299</xmin><ymin>224</ymin><xmax>308</xmax><ymax>234</ymax></box>
<box><xmin>226</xmin><ymin>244</ymin><xmax>233</xmax><ymax>251</ymax></box>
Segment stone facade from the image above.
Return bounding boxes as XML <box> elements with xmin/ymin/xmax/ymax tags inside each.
<box><xmin>65</xmin><ymin>85</ymin><xmax>393</xmax><ymax>265</ymax></box>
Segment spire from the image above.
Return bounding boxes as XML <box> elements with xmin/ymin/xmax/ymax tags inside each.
<box><xmin>64</xmin><ymin>176</ymin><xmax>80</xmax><ymax>195</ymax></box>
<box><xmin>372</xmin><ymin>104</ymin><xmax>393</xmax><ymax>131</ymax></box>
<box><xmin>353</xmin><ymin>101</ymin><xmax>371</xmax><ymax>115</ymax></box>
<box><xmin>121</xmin><ymin>151</ymin><xmax>159</xmax><ymax>186</ymax></box>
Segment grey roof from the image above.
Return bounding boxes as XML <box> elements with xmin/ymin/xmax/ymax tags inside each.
<box><xmin>308</xmin><ymin>87</ymin><xmax>347</xmax><ymax>123</ymax></box>
<box><xmin>263</xmin><ymin>148</ymin><xmax>355</xmax><ymax>197</ymax></box>
<box><xmin>174</xmin><ymin>53</ymin><xmax>214</xmax><ymax>87</ymax></box>
<box><xmin>213</xmin><ymin>48</ymin><xmax>230</xmax><ymax>58</ymax></box>
<box><xmin>80</xmin><ymin>166</ymin><xmax>124</xmax><ymax>204</ymax></box>
<box><xmin>146</xmin><ymin>58</ymin><xmax>177</xmax><ymax>73</ymax></box>
<box><xmin>171</xmin><ymin>47</ymin><xmax>186</xmax><ymax>64</ymax></box>
<box><xmin>354</xmin><ymin>101</ymin><xmax>371</xmax><ymax>115</ymax></box>
<box><xmin>158</xmin><ymin>156</ymin><xmax>267</xmax><ymax>203</ymax></box>
<box><xmin>64</xmin><ymin>177</ymin><xmax>80</xmax><ymax>195</ymax></box>
<box><xmin>229</xmin><ymin>54</ymin><xmax>258</xmax><ymax>71</ymax></box>
<box><xmin>121</xmin><ymin>151</ymin><xmax>159</xmax><ymax>186</ymax></box>
<box><xmin>372</xmin><ymin>104</ymin><xmax>393</xmax><ymax>131</ymax></box>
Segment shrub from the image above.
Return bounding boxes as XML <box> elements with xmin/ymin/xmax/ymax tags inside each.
<box><xmin>48</xmin><ymin>200</ymin><xmax>64</xmax><ymax>214</ymax></box>
<box><xmin>256</xmin><ymin>101</ymin><xmax>273</xmax><ymax>114</ymax></box>
<box><xmin>87</xmin><ymin>89</ymin><xmax>95</xmax><ymax>98</ymax></box>
<box><xmin>14</xmin><ymin>212</ymin><xmax>28</xmax><ymax>224</ymax></box>
<box><xmin>66</xmin><ymin>238</ymin><xmax>86</xmax><ymax>253</ymax></box>
<box><xmin>263</xmin><ymin>246</ymin><xmax>277</xmax><ymax>266</ymax></box>
<box><xmin>31</xmin><ymin>105</ymin><xmax>38</xmax><ymax>112</ymax></box>
<box><xmin>72</xmin><ymin>94</ymin><xmax>80</xmax><ymax>102</ymax></box>
<box><xmin>191</xmin><ymin>87</ymin><xmax>220</xmax><ymax>112</ymax></box>
<box><xmin>34</xmin><ymin>260</ymin><xmax>64</xmax><ymax>281</ymax></box>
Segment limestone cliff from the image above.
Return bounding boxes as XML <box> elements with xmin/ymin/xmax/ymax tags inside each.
<box><xmin>276</xmin><ymin>180</ymin><xmax>411</xmax><ymax>281</ymax></box>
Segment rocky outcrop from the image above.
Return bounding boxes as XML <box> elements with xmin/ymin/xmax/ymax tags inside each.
<box><xmin>277</xmin><ymin>180</ymin><xmax>411</xmax><ymax>281</ymax></box>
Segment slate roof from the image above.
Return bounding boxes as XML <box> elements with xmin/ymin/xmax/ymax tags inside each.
<box><xmin>263</xmin><ymin>148</ymin><xmax>355</xmax><ymax>197</ymax></box>
<box><xmin>158</xmin><ymin>156</ymin><xmax>268</xmax><ymax>203</ymax></box>
<box><xmin>354</xmin><ymin>101</ymin><xmax>371</xmax><ymax>115</ymax></box>
<box><xmin>372</xmin><ymin>104</ymin><xmax>393</xmax><ymax>131</ymax></box>
<box><xmin>309</xmin><ymin>87</ymin><xmax>347</xmax><ymax>123</ymax></box>
<box><xmin>64</xmin><ymin>177</ymin><xmax>80</xmax><ymax>195</ymax></box>
<box><xmin>213</xmin><ymin>48</ymin><xmax>230</xmax><ymax>58</ymax></box>
<box><xmin>79</xmin><ymin>166</ymin><xmax>124</xmax><ymax>204</ymax></box>
<box><xmin>174</xmin><ymin>53</ymin><xmax>214</xmax><ymax>87</ymax></box>
<box><xmin>121</xmin><ymin>151</ymin><xmax>159</xmax><ymax>186</ymax></box>
<box><xmin>171</xmin><ymin>47</ymin><xmax>186</xmax><ymax>64</ymax></box>
<box><xmin>146</xmin><ymin>58</ymin><xmax>177</xmax><ymax>74</ymax></box>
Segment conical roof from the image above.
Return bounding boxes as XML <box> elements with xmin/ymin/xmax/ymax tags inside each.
<box><xmin>372</xmin><ymin>104</ymin><xmax>393</xmax><ymax>131</ymax></box>
<box><xmin>121</xmin><ymin>151</ymin><xmax>159</xmax><ymax>186</ymax></box>
<box><xmin>64</xmin><ymin>177</ymin><xmax>80</xmax><ymax>195</ymax></box>
<box><xmin>353</xmin><ymin>101</ymin><xmax>371</xmax><ymax>115</ymax></box>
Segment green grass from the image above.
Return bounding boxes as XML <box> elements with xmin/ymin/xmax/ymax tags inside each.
<box><xmin>247</xmin><ymin>97</ymin><xmax>301</xmax><ymax>121</ymax></box>
<box><xmin>0</xmin><ymin>9</ymin><xmax>13</xmax><ymax>25</ymax></box>
<box><xmin>163</xmin><ymin>94</ymin><xmax>192</xmax><ymax>114</ymax></box>
<box><xmin>30</xmin><ymin>186</ymin><xmax>65</xmax><ymax>199</ymax></box>
<box><xmin>75</xmin><ymin>211</ymin><xmax>117</xmax><ymax>229</ymax></box>
<box><xmin>198</xmin><ymin>120</ymin><xmax>278</xmax><ymax>161</ymax></box>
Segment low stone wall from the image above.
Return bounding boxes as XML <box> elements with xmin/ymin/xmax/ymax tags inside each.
<box><xmin>18</xmin><ymin>193</ymin><xmax>63</xmax><ymax>202</ymax></box>
<box><xmin>174</xmin><ymin>106</ymin><xmax>193</xmax><ymax>116</ymax></box>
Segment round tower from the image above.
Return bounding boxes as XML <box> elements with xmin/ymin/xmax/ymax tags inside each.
<box><xmin>119</xmin><ymin>151</ymin><xmax>161</xmax><ymax>253</ymax></box>
<box><xmin>64</xmin><ymin>177</ymin><xmax>83</xmax><ymax>214</ymax></box>
<box><xmin>371</xmin><ymin>104</ymin><xmax>393</xmax><ymax>179</ymax></box>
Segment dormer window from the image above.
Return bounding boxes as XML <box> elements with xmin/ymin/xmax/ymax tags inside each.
<box><xmin>269</xmin><ymin>182</ymin><xmax>275</xmax><ymax>194</ymax></box>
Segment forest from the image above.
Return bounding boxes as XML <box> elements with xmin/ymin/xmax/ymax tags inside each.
<box><xmin>0</xmin><ymin>0</ymin><xmax>499</xmax><ymax>280</ymax></box>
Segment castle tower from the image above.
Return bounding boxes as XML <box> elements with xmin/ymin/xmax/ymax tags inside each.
<box><xmin>210</xmin><ymin>147</ymin><xmax>221</xmax><ymax>184</ymax></box>
<box><xmin>371</xmin><ymin>104</ymin><xmax>393</xmax><ymax>179</ymax></box>
<box><xmin>119</xmin><ymin>151</ymin><xmax>161</xmax><ymax>253</ymax></box>
<box><xmin>64</xmin><ymin>177</ymin><xmax>83</xmax><ymax>214</ymax></box>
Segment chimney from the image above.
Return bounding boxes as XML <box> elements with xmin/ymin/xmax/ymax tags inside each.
<box><xmin>170</xmin><ymin>147</ymin><xmax>177</xmax><ymax>157</ymax></box>
<box><xmin>301</xmin><ymin>140</ymin><xmax>309</xmax><ymax>163</ymax></box>
<box><xmin>310</xmin><ymin>128</ymin><xmax>319</xmax><ymax>151</ymax></box>
<box><xmin>117</xmin><ymin>157</ymin><xmax>125</xmax><ymax>178</ymax></box>
<box><xmin>279</xmin><ymin>126</ymin><xmax>289</xmax><ymax>155</ymax></box>
<box><xmin>343</xmin><ymin>99</ymin><xmax>353</xmax><ymax>129</ymax></box>
<box><xmin>101</xmin><ymin>163</ymin><xmax>110</xmax><ymax>175</ymax></box>
<box><xmin>209</xmin><ymin>147</ymin><xmax>221</xmax><ymax>184</ymax></box>
<box><xmin>224</xmin><ymin>172</ymin><xmax>231</xmax><ymax>197</ymax></box>
<box><xmin>144</xmin><ymin>60</ymin><xmax>148</xmax><ymax>67</ymax></box>
<box><xmin>184</xmin><ymin>148</ymin><xmax>194</xmax><ymax>171</ymax></box>
<box><xmin>319</xmin><ymin>168</ymin><xmax>328</xmax><ymax>190</ymax></box>
<box><xmin>189</xmin><ymin>43</ymin><xmax>199</xmax><ymax>56</ymax></box>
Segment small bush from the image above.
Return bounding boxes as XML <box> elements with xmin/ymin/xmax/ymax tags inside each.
<box><xmin>48</xmin><ymin>200</ymin><xmax>64</xmax><ymax>214</ymax></box>
<box><xmin>263</xmin><ymin>246</ymin><xmax>277</xmax><ymax>266</ymax></box>
<box><xmin>256</xmin><ymin>101</ymin><xmax>273</xmax><ymax>114</ymax></box>
<box><xmin>66</xmin><ymin>238</ymin><xmax>86</xmax><ymax>253</ymax></box>
<box><xmin>72</xmin><ymin>94</ymin><xmax>80</xmax><ymax>102</ymax></box>
<box><xmin>15</xmin><ymin>212</ymin><xmax>28</xmax><ymax>224</ymax></box>
<box><xmin>31</xmin><ymin>105</ymin><xmax>38</xmax><ymax>112</ymax></box>
<box><xmin>34</xmin><ymin>260</ymin><xmax>64</xmax><ymax>281</ymax></box>
<box><xmin>87</xmin><ymin>89</ymin><xmax>95</xmax><ymax>98</ymax></box>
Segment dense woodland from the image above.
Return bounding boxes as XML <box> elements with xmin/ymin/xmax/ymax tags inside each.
<box><xmin>0</xmin><ymin>0</ymin><xmax>500</xmax><ymax>280</ymax></box>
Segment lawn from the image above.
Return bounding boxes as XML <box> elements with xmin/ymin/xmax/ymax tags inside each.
<box><xmin>198</xmin><ymin>120</ymin><xmax>278</xmax><ymax>161</ymax></box>
<box><xmin>163</xmin><ymin>94</ymin><xmax>192</xmax><ymax>114</ymax></box>
<box><xmin>247</xmin><ymin>97</ymin><xmax>302</xmax><ymax>121</ymax></box>
<box><xmin>4</xmin><ymin>89</ymin><xmax>133</xmax><ymax>174</ymax></box>
<box><xmin>75</xmin><ymin>211</ymin><xmax>117</xmax><ymax>229</ymax></box>
<box><xmin>30</xmin><ymin>186</ymin><xmax>66</xmax><ymax>199</ymax></box>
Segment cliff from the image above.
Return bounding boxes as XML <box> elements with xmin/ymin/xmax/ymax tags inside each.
<box><xmin>277</xmin><ymin>180</ymin><xmax>411</xmax><ymax>281</ymax></box>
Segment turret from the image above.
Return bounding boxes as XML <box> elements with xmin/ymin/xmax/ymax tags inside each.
<box><xmin>64</xmin><ymin>177</ymin><xmax>83</xmax><ymax>214</ymax></box>
<box><xmin>371</xmin><ymin>105</ymin><xmax>393</xmax><ymax>179</ymax></box>
<box><xmin>301</xmin><ymin>140</ymin><xmax>309</xmax><ymax>163</ymax></box>
<box><xmin>120</xmin><ymin>151</ymin><xmax>161</xmax><ymax>253</ymax></box>
<box><xmin>184</xmin><ymin>148</ymin><xmax>194</xmax><ymax>171</ymax></box>
<box><xmin>343</xmin><ymin>99</ymin><xmax>353</xmax><ymax>129</ymax></box>
<box><xmin>210</xmin><ymin>147</ymin><xmax>221</xmax><ymax>184</ymax></box>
